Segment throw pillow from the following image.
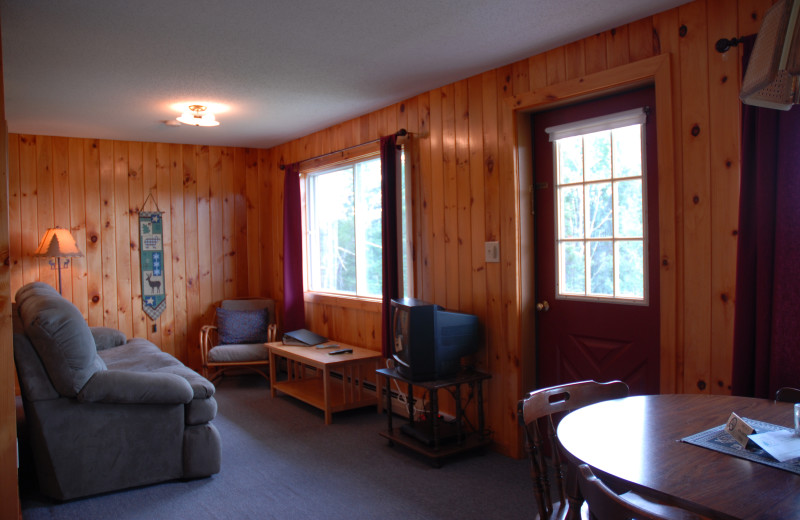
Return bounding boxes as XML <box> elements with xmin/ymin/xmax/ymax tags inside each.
<box><xmin>216</xmin><ymin>307</ymin><xmax>270</xmax><ymax>344</ymax></box>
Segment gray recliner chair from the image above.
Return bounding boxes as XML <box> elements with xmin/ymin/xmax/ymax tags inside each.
<box><xmin>13</xmin><ymin>282</ymin><xmax>221</xmax><ymax>500</ymax></box>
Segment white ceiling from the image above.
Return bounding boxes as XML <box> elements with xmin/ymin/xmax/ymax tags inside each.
<box><xmin>1</xmin><ymin>0</ymin><xmax>690</xmax><ymax>149</ymax></box>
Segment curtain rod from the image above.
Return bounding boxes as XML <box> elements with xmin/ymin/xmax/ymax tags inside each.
<box><xmin>279</xmin><ymin>128</ymin><xmax>407</xmax><ymax>170</ymax></box>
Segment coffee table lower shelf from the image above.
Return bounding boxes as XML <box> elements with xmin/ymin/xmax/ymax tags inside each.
<box><xmin>379</xmin><ymin>428</ymin><xmax>492</xmax><ymax>467</ymax></box>
<box><xmin>272</xmin><ymin>377</ymin><xmax>376</xmax><ymax>417</ymax></box>
<box><xmin>267</xmin><ymin>341</ymin><xmax>381</xmax><ymax>424</ymax></box>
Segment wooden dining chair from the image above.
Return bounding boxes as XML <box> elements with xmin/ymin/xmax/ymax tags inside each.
<box><xmin>775</xmin><ymin>387</ymin><xmax>800</xmax><ymax>403</ymax></box>
<box><xmin>199</xmin><ymin>297</ymin><xmax>277</xmax><ymax>384</ymax></box>
<box><xmin>577</xmin><ymin>465</ymin><xmax>708</xmax><ymax>520</ymax></box>
<box><xmin>518</xmin><ymin>380</ymin><xmax>695</xmax><ymax>520</ymax></box>
<box><xmin>517</xmin><ymin>380</ymin><xmax>629</xmax><ymax>520</ymax></box>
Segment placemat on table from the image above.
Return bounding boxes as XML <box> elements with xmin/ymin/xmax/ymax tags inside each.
<box><xmin>681</xmin><ymin>418</ymin><xmax>800</xmax><ymax>475</ymax></box>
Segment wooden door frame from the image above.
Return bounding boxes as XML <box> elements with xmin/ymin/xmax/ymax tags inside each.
<box><xmin>508</xmin><ymin>54</ymin><xmax>678</xmax><ymax>396</ymax></box>
<box><xmin>0</xmin><ymin>16</ymin><xmax>21</xmax><ymax>517</ymax></box>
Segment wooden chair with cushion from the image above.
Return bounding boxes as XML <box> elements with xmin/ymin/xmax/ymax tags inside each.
<box><xmin>775</xmin><ymin>387</ymin><xmax>800</xmax><ymax>403</ymax></box>
<box><xmin>200</xmin><ymin>298</ymin><xmax>277</xmax><ymax>383</ymax></box>
<box><xmin>577</xmin><ymin>465</ymin><xmax>707</xmax><ymax>520</ymax></box>
<box><xmin>518</xmin><ymin>380</ymin><xmax>630</xmax><ymax>520</ymax></box>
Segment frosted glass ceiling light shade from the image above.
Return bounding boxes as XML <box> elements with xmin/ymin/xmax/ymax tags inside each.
<box><xmin>177</xmin><ymin>105</ymin><xmax>220</xmax><ymax>127</ymax></box>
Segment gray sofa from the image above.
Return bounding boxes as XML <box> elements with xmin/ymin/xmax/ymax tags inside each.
<box><xmin>13</xmin><ymin>282</ymin><xmax>221</xmax><ymax>500</ymax></box>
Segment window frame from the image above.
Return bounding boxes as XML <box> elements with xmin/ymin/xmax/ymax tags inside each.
<box><xmin>299</xmin><ymin>140</ymin><xmax>413</xmax><ymax>306</ymax></box>
<box><xmin>546</xmin><ymin>108</ymin><xmax>651</xmax><ymax>306</ymax></box>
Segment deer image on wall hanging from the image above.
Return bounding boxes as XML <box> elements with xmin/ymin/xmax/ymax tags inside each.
<box><xmin>138</xmin><ymin>193</ymin><xmax>167</xmax><ymax>320</ymax></box>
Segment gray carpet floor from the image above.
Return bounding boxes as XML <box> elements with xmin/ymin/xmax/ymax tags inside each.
<box><xmin>20</xmin><ymin>377</ymin><xmax>536</xmax><ymax>519</ymax></box>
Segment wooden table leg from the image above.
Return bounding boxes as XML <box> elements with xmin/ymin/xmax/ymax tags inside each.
<box><xmin>269</xmin><ymin>350</ymin><xmax>277</xmax><ymax>397</ymax></box>
<box><xmin>431</xmin><ymin>386</ymin><xmax>440</xmax><ymax>451</ymax></box>
<box><xmin>323</xmin><ymin>366</ymin><xmax>332</xmax><ymax>425</ymax></box>
<box><xmin>384</xmin><ymin>374</ymin><xmax>394</xmax><ymax>442</ymax></box>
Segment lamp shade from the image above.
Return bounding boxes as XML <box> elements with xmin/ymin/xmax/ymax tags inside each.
<box><xmin>34</xmin><ymin>227</ymin><xmax>83</xmax><ymax>258</ymax></box>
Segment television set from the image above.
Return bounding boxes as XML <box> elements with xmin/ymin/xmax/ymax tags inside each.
<box><xmin>390</xmin><ymin>298</ymin><xmax>480</xmax><ymax>381</ymax></box>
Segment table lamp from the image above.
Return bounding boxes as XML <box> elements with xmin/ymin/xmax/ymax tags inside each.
<box><xmin>34</xmin><ymin>227</ymin><xmax>83</xmax><ymax>295</ymax></box>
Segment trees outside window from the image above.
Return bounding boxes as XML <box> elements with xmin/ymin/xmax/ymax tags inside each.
<box><xmin>554</xmin><ymin>123</ymin><xmax>647</xmax><ymax>302</ymax></box>
<box><xmin>306</xmin><ymin>156</ymin><xmax>384</xmax><ymax>297</ymax></box>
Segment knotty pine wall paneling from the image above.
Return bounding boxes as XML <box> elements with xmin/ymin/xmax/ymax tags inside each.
<box><xmin>707</xmin><ymin>0</ymin><xmax>742</xmax><ymax>395</ymax></box>
<box><xmin>7</xmin><ymin>136</ymin><xmax>265</xmax><ymax>371</ymax></box>
<box><xmin>679</xmin><ymin>0</ymin><xmax>715</xmax><ymax>395</ymax></box>
<box><xmin>0</xmin><ymin>18</ymin><xmax>21</xmax><ymax>515</ymax></box>
<box><xmin>265</xmin><ymin>0</ymin><xmax>774</xmax><ymax>457</ymax></box>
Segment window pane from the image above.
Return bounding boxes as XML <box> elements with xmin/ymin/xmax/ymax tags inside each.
<box><xmin>355</xmin><ymin>158</ymin><xmax>382</xmax><ymax>297</ymax></box>
<box><xmin>400</xmin><ymin>150</ymin><xmax>411</xmax><ymax>297</ymax></box>
<box><xmin>584</xmin><ymin>131</ymin><xmax>612</xmax><ymax>182</ymax></box>
<box><xmin>552</xmin><ymin>110</ymin><xmax>647</xmax><ymax>303</ymax></box>
<box><xmin>614</xmin><ymin>179</ymin><xmax>643</xmax><ymax>238</ymax></box>
<box><xmin>559</xmin><ymin>185</ymin><xmax>584</xmax><ymax>239</ymax></box>
<box><xmin>616</xmin><ymin>240</ymin><xmax>644</xmax><ymax>298</ymax></box>
<box><xmin>586</xmin><ymin>182</ymin><xmax>612</xmax><ymax>239</ymax></box>
<box><xmin>612</xmin><ymin>125</ymin><xmax>642</xmax><ymax>179</ymax></box>
<box><xmin>310</xmin><ymin>168</ymin><xmax>355</xmax><ymax>293</ymax></box>
<box><xmin>588</xmin><ymin>241</ymin><xmax>613</xmax><ymax>296</ymax></box>
<box><xmin>558</xmin><ymin>137</ymin><xmax>583</xmax><ymax>184</ymax></box>
<box><xmin>560</xmin><ymin>241</ymin><xmax>585</xmax><ymax>295</ymax></box>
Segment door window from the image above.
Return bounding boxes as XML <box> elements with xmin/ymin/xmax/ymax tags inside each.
<box><xmin>545</xmin><ymin>108</ymin><xmax>648</xmax><ymax>303</ymax></box>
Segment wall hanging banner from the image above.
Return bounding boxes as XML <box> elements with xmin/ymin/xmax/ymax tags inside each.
<box><xmin>139</xmin><ymin>211</ymin><xmax>167</xmax><ymax>320</ymax></box>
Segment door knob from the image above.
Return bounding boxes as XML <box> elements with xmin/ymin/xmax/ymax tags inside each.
<box><xmin>536</xmin><ymin>301</ymin><xmax>550</xmax><ymax>312</ymax></box>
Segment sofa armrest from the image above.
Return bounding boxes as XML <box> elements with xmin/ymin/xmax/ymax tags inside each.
<box><xmin>78</xmin><ymin>370</ymin><xmax>193</xmax><ymax>404</ymax></box>
<box><xmin>90</xmin><ymin>327</ymin><xmax>127</xmax><ymax>350</ymax></box>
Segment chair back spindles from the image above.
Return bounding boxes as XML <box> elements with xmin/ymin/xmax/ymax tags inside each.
<box><xmin>518</xmin><ymin>380</ymin><xmax>629</xmax><ymax>520</ymax></box>
<box><xmin>775</xmin><ymin>387</ymin><xmax>800</xmax><ymax>403</ymax></box>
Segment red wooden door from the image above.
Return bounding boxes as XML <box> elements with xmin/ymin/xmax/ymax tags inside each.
<box><xmin>533</xmin><ymin>87</ymin><xmax>660</xmax><ymax>395</ymax></box>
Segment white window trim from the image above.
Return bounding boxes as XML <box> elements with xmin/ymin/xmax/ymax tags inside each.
<box><xmin>549</xmin><ymin>107</ymin><xmax>650</xmax><ymax>306</ymax></box>
<box><xmin>303</xmin><ymin>152</ymin><xmax>382</xmax><ymax>299</ymax></box>
<box><xmin>545</xmin><ymin>107</ymin><xmax>647</xmax><ymax>142</ymax></box>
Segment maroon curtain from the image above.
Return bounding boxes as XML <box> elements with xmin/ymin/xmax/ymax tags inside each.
<box><xmin>381</xmin><ymin>135</ymin><xmax>401</xmax><ymax>358</ymax></box>
<box><xmin>731</xmin><ymin>40</ymin><xmax>800</xmax><ymax>398</ymax></box>
<box><xmin>283</xmin><ymin>163</ymin><xmax>305</xmax><ymax>332</ymax></box>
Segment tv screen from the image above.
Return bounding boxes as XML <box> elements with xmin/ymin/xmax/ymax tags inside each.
<box><xmin>390</xmin><ymin>298</ymin><xmax>480</xmax><ymax>381</ymax></box>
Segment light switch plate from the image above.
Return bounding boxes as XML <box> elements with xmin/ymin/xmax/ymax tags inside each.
<box><xmin>485</xmin><ymin>241</ymin><xmax>500</xmax><ymax>263</ymax></box>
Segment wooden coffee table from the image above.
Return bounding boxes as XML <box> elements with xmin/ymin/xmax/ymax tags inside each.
<box><xmin>267</xmin><ymin>341</ymin><xmax>382</xmax><ymax>424</ymax></box>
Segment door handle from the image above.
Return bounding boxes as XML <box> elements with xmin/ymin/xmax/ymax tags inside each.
<box><xmin>536</xmin><ymin>301</ymin><xmax>550</xmax><ymax>312</ymax></box>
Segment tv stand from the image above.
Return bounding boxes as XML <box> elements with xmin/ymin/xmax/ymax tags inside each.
<box><xmin>376</xmin><ymin>367</ymin><xmax>492</xmax><ymax>467</ymax></box>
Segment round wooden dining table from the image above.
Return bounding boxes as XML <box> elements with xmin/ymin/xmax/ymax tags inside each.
<box><xmin>557</xmin><ymin>394</ymin><xmax>800</xmax><ymax>520</ymax></box>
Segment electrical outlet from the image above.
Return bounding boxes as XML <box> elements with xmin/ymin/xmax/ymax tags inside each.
<box><xmin>485</xmin><ymin>241</ymin><xmax>500</xmax><ymax>263</ymax></box>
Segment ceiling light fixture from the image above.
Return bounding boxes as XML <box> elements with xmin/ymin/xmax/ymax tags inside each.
<box><xmin>176</xmin><ymin>104</ymin><xmax>220</xmax><ymax>127</ymax></box>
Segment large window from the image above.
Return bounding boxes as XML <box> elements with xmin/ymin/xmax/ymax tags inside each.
<box><xmin>305</xmin><ymin>155</ymin><xmax>382</xmax><ymax>297</ymax></box>
<box><xmin>546</xmin><ymin>108</ymin><xmax>648</xmax><ymax>303</ymax></box>
<box><xmin>301</xmin><ymin>144</ymin><xmax>413</xmax><ymax>299</ymax></box>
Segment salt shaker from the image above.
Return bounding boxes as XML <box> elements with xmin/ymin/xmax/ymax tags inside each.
<box><xmin>795</xmin><ymin>403</ymin><xmax>800</xmax><ymax>435</ymax></box>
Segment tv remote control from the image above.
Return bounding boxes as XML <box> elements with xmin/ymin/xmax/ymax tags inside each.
<box><xmin>328</xmin><ymin>348</ymin><xmax>353</xmax><ymax>355</ymax></box>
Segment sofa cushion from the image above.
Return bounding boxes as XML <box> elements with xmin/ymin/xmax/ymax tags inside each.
<box><xmin>15</xmin><ymin>282</ymin><xmax>106</xmax><ymax>397</ymax></box>
<box><xmin>90</xmin><ymin>327</ymin><xmax>128</xmax><ymax>350</ymax></box>
<box><xmin>216</xmin><ymin>306</ymin><xmax>271</xmax><ymax>344</ymax></box>
<box><xmin>186</xmin><ymin>396</ymin><xmax>218</xmax><ymax>425</ymax></box>
<box><xmin>98</xmin><ymin>338</ymin><xmax>182</xmax><ymax>371</ymax></box>
<box><xmin>78</xmin><ymin>370</ymin><xmax>194</xmax><ymax>404</ymax></box>
<box><xmin>98</xmin><ymin>339</ymin><xmax>215</xmax><ymax>399</ymax></box>
<box><xmin>155</xmin><ymin>365</ymin><xmax>216</xmax><ymax>399</ymax></box>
